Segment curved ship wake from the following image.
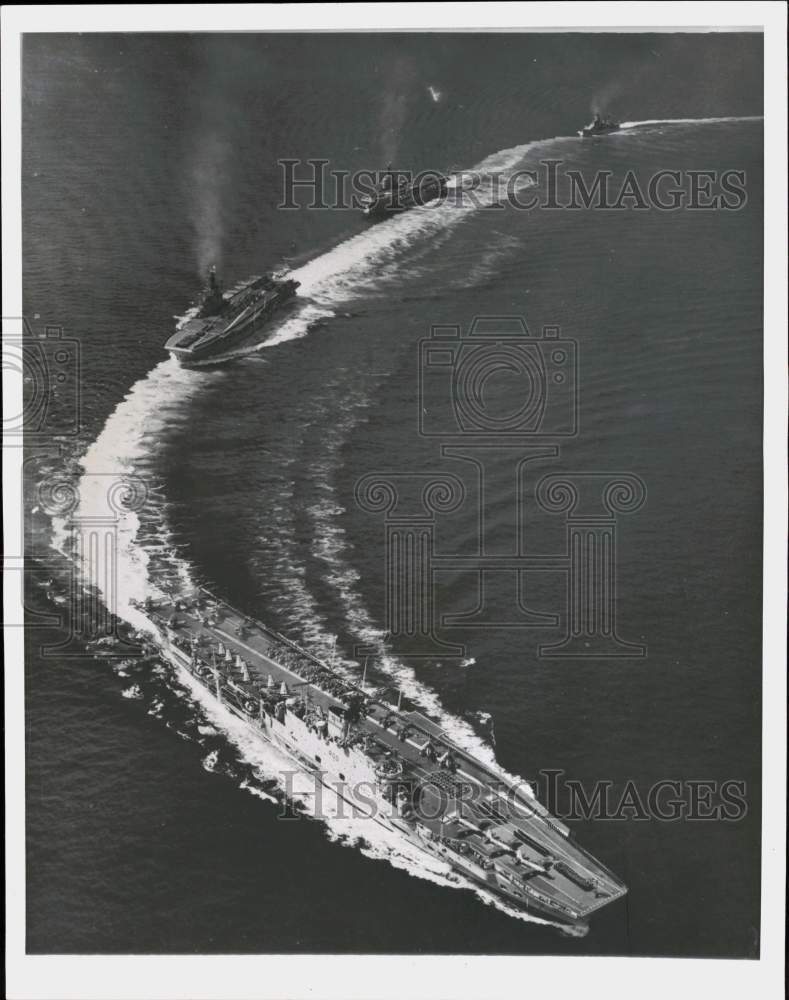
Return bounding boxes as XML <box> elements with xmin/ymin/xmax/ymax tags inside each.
<box><xmin>50</xmin><ymin>354</ymin><xmax>578</xmax><ymax>928</ymax></box>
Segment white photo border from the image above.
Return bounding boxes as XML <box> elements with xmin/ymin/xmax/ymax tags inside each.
<box><xmin>3</xmin><ymin>4</ymin><xmax>785</xmax><ymax>999</ymax></box>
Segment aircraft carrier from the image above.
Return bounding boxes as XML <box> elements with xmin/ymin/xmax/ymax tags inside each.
<box><xmin>136</xmin><ymin>587</ymin><xmax>627</xmax><ymax>925</ymax></box>
<box><xmin>165</xmin><ymin>268</ymin><xmax>300</xmax><ymax>365</ymax></box>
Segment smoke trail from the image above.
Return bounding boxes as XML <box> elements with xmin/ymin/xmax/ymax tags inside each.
<box><xmin>377</xmin><ymin>55</ymin><xmax>418</xmax><ymax>167</ymax></box>
<box><xmin>190</xmin><ymin>131</ymin><xmax>231</xmax><ymax>277</ymax></box>
<box><xmin>590</xmin><ymin>82</ymin><xmax>624</xmax><ymax>116</ymax></box>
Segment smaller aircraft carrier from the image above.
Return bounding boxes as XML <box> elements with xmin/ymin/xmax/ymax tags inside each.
<box><xmin>165</xmin><ymin>268</ymin><xmax>300</xmax><ymax>364</ymax></box>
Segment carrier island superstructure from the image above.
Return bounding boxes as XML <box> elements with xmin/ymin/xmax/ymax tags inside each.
<box><xmin>138</xmin><ymin>588</ymin><xmax>627</xmax><ymax>925</ymax></box>
<box><xmin>165</xmin><ymin>269</ymin><xmax>300</xmax><ymax>365</ymax></box>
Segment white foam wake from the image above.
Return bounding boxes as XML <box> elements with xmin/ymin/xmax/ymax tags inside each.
<box><xmin>264</xmin><ymin>136</ymin><xmax>560</xmax><ymax>346</ymax></box>
<box><xmin>51</xmin><ymin>357</ymin><xmax>216</xmax><ymax>633</ymax></box>
<box><xmin>619</xmin><ymin>115</ymin><xmax>763</xmax><ymax>129</ymax></box>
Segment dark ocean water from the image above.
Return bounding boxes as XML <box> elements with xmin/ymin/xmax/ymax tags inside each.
<box><xmin>23</xmin><ymin>33</ymin><xmax>762</xmax><ymax>956</ymax></box>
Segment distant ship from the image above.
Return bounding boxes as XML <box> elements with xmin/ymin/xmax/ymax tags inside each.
<box><xmin>578</xmin><ymin>113</ymin><xmax>621</xmax><ymax>138</ymax></box>
<box><xmin>135</xmin><ymin>587</ymin><xmax>628</xmax><ymax>926</ymax></box>
<box><xmin>165</xmin><ymin>268</ymin><xmax>300</xmax><ymax>364</ymax></box>
<box><xmin>360</xmin><ymin>167</ymin><xmax>448</xmax><ymax>217</ymax></box>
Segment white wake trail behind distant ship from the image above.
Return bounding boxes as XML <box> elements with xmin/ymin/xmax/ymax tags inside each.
<box><xmin>619</xmin><ymin>115</ymin><xmax>763</xmax><ymax>129</ymax></box>
<box><xmin>263</xmin><ymin>136</ymin><xmax>567</xmax><ymax>345</ymax></box>
<box><xmin>268</xmin><ymin>115</ymin><xmax>764</xmax><ymax>344</ymax></box>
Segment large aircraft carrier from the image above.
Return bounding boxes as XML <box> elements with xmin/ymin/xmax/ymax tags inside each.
<box><xmin>137</xmin><ymin>587</ymin><xmax>627</xmax><ymax>925</ymax></box>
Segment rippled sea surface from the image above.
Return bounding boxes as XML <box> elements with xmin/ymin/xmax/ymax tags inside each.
<box><xmin>23</xmin><ymin>33</ymin><xmax>762</xmax><ymax>956</ymax></box>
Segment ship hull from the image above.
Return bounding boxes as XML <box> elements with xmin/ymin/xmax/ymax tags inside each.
<box><xmin>144</xmin><ymin>592</ymin><xmax>626</xmax><ymax>926</ymax></box>
<box><xmin>164</xmin><ymin>639</ymin><xmax>586</xmax><ymax>926</ymax></box>
<box><xmin>579</xmin><ymin>124</ymin><xmax>621</xmax><ymax>137</ymax></box>
<box><xmin>165</xmin><ymin>301</ymin><xmax>297</xmax><ymax>365</ymax></box>
<box><xmin>166</xmin><ymin>277</ymin><xmax>300</xmax><ymax>365</ymax></box>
